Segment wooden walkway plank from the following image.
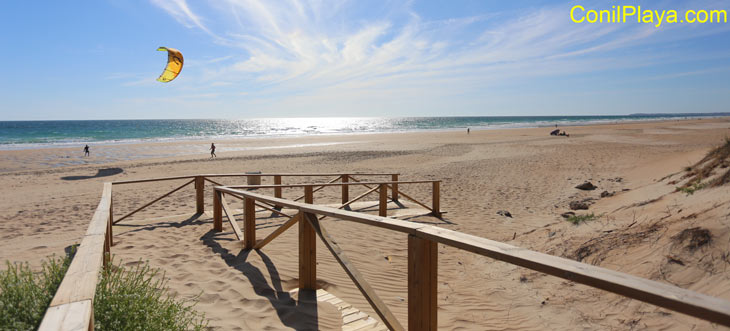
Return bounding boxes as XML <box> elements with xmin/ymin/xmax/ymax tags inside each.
<box><xmin>304</xmin><ymin>289</ymin><xmax>390</xmax><ymax>331</ymax></box>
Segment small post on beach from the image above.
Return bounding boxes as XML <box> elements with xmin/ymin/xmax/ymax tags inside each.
<box><xmin>379</xmin><ymin>183</ymin><xmax>388</xmax><ymax>217</ymax></box>
<box><xmin>213</xmin><ymin>190</ymin><xmax>222</xmax><ymax>232</ymax></box>
<box><xmin>391</xmin><ymin>174</ymin><xmax>399</xmax><ymax>202</ymax></box>
<box><xmin>408</xmin><ymin>234</ymin><xmax>437</xmax><ymax>331</ymax></box>
<box><xmin>274</xmin><ymin>175</ymin><xmax>282</xmax><ymax>210</ymax></box>
<box><xmin>243</xmin><ymin>197</ymin><xmax>256</xmax><ymax>249</ymax></box>
<box><xmin>104</xmin><ymin>224</ymin><xmax>111</xmax><ymax>267</ymax></box>
<box><xmin>305</xmin><ymin>185</ymin><xmax>314</xmax><ymax>204</ymax></box>
<box><xmin>274</xmin><ymin>175</ymin><xmax>282</xmax><ymax>198</ymax></box>
<box><xmin>432</xmin><ymin>181</ymin><xmax>441</xmax><ymax>217</ymax></box>
<box><xmin>300</xmin><ymin>187</ymin><xmax>316</xmax><ymax>290</ymax></box>
<box><xmin>195</xmin><ymin>176</ymin><xmax>204</xmax><ymax>214</ymax></box>
<box><xmin>105</xmin><ymin>194</ymin><xmax>113</xmax><ymax>267</ymax></box>
<box><xmin>108</xmin><ymin>194</ymin><xmax>113</xmax><ymax>247</ymax></box>
<box><xmin>341</xmin><ymin>174</ymin><xmax>349</xmax><ymax>204</ymax></box>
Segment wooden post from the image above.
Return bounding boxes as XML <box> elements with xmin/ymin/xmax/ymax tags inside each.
<box><xmin>299</xmin><ymin>186</ymin><xmax>316</xmax><ymax>289</ymax></box>
<box><xmin>408</xmin><ymin>235</ymin><xmax>437</xmax><ymax>331</ymax></box>
<box><xmin>379</xmin><ymin>183</ymin><xmax>388</xmax><ymax>217</ymax></box>
<box><xmin>213</xmin><ymin>190</ymin><xmax>222</xmax><ymax>232</ymax></box>
<box><xmin>391</xmin><ymin>174</ymin><xmax>399</xmax><ymax>202</ymax></box>
<box><xmin>195</xmin><ymin>176</ymin><xmax>204</xmax><ymax>214</ymax></box>
<box><xmin>243</xmin><ymin>197</ymin><xmax>256</xmax><ymax>249</ymax></box>
<box><xmin>108</xmin><ymin>195</ymin><xmax>113</xmax><ymax>247</ymax></box>
<box><xmin>341</xmin><ymin>174</ymin><xmax>349</xmax><ymax>204</ymax></box>
<box><xmin>104</xmin><ymin>195</ymin><xmax>112</xmax><ymax>267</ymax></box>
<box><xmin>432</xmin><ymin>181</ymin><xmax>441</xmax><ymax>217</ymax></box>
<box><xmin>305</xmin><ymin>185</ymin><xmax>314</xmax><ymax>204</ymax></box>
<box><xmin>274</xmin><ymin>175</ymin><xmax>282</xmax><ymax>198</ymax></box>
<box><xmin>274</xmin><ymin>175</ymin><xmax>282</xmax><ymax>210</ymax></box>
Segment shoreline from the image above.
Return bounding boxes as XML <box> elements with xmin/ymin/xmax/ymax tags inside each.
<box><xmin>1</xmin><ymin>115</ymin><xmax>726</xmax><ymax>152</ymax></box>
<box><xmin>0</xmin><ymin>117</ymin><xmax>727</xmax><ymax>174</ymax></box>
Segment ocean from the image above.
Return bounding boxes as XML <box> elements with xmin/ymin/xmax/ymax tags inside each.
<box><xmin>0</xmin><ymin>115</ymin><xmax>723</xmax><ymax>150</ymax></box>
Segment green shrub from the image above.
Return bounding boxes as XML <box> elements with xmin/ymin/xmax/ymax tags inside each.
<box><xmin>0</xmin><ymin>255</ymin><xmax>70</xmax><ymax>330</ymax></box>
<box><xmin>566</xmin><ymin>213</ymin><xmax>599</xmax><ymax>225</ymax></box>
<box><xmin>677</xmin><ymin>180</ymin><xmax>706</xmax><ymax>196</ymax></box>
<box><xmin>94</xmin><ymin>260</ymin><xmax>208</xmax><ymax>331</ymax></box>
<box><xmin>1</xmin><ymin>254</ymin><xmax>207</xmax><ymax>330</ymax></box>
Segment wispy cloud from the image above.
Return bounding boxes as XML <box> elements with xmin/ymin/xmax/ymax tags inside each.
<box><xmin>148</xmin><ymin>0</ymin><xmax>730</xmax><ymax>115</ymax></box>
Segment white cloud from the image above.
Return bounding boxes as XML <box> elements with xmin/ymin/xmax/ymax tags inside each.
<box><xmin>148</xmin><ymin>0</ymin><xmax>730</xmax><ymax>115</ymax></box>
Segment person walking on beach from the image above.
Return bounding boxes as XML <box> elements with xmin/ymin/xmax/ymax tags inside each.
<box><xmin>467</xmin><ymin>128</ymin><xmax>470</xmax><ymax>134</ymax></box>
<box><xmin>210</xmin><ymin>143</ymin><xmax>217</xmax><ymax>158</ymax></box>
<box><xmin>83</xmin><ymin>144</ymin><xmax>90</xmax><ymax>157</ymax></box>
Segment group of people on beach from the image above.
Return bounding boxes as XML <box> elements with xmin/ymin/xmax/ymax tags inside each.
<box><xmin>550</xmin><ymin>124</ymin><xmax>570</xmax><ymax>137</ymax></box>
<box><xmin>82</xmin><ymin>143</ymin><xmax>218</xmax><ymax>158</ymax></box>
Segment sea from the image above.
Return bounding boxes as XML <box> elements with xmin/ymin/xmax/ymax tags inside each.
<box><xmin>0</xmin><ymin>114</ymin><xmax>725</xmax><ymax>150</ymax></box>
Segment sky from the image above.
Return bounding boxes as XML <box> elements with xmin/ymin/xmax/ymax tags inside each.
<box><xmin>0</xmin><ymin>0</ymin><xmax>729</xmax><ymax>120</ymax></box>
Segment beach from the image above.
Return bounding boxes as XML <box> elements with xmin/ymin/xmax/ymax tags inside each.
<box><xmin>2</xmin><ymin>117</ymin><xmax>730</xmax><ymax>330</ymax></box>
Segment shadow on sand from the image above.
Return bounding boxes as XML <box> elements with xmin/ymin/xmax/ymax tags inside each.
<box><xmin>61</xmin><ymin>167</ymin><xmax>123</xmax><ymax>181</ymax></box>
<box><xmin>201</xmin><ymin>230</ymin><xmax>319</xmax><ymax>330</ymax></box>
<box><xmin>114</xmin><ymin>213</ymin><xmax>209</xmax><ymax>236</ymax></box>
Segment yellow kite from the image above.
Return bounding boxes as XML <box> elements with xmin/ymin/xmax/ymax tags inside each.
<box><xmin>156</xmin><ymin>47</ymin><xmax>183</xmax><ymax>83</ymax></box>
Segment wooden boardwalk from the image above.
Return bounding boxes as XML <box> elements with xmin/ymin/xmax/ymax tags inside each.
<box><xmin>290</xmin><ymin>288</ymin><xmax>389</xmax><ymax>331</ymax></box>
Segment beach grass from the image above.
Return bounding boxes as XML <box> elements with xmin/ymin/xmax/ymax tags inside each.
<box><xmin>677</xmin><ymin>180</ymin><xmax>706</xmax><ymax>196</ymax></box>
<box><xmin>94</xmin><ymin>259</ymin><xmax>208</xmax><ymax>330</ymax></box>
<box><xmin>566</xmin><ymin>213</ymin><xmax>599</xmax><ymax>225</ymax></box>
<box><xmin>0</xmin><ymin>255</ymin><xmax>70</xmax><ymax>330</ymax></box>
<box><xmin>0</xmin><ymin>255</ymin><xmax>207</xmax><ymax>330</ymax></box>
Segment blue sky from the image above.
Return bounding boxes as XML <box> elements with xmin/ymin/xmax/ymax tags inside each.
<box><xmin>1</xmin><ymin>0</ymin><xmax>729</xmax><ymax>120</ymax></box>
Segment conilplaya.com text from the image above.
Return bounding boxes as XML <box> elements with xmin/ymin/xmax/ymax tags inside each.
<box><xmin>571</xmin><ymin>5</ymin><xmax>727</xmax><ymax>27</ymax></box>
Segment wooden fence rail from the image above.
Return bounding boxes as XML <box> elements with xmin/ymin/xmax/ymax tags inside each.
<box><xmin>39</xmin><ymin>183</ymin><xmax>113</xmax><ymax>331</ymax></box>
<box><xmin>224</xmin><ymin>180</ymin><xmax>441</xmax><ymax>217</ymax></box>
<box><xmin>214</xmin><ymin>186</ymin><xmax>730</xmax><ymax>330</ymax></box>
<box><xmin>111</xmin><ymin>173</ymin><xmax>401</xmax><ymax>224</ymax></box>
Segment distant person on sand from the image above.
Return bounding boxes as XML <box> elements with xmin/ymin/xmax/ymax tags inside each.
<box><xmin>83</xmin><ymin>145</ymin><xmax>90</xmax><ymax>157</ymax></box>
<box><xmin>467</xmin><ymin>128</ymin><xmax>470</xmax><ymax>134</ymax></box>
<box><xmin>210</xmin><ymin>143</ymin><xmax>217</xmax><ymax>158</ymax></box>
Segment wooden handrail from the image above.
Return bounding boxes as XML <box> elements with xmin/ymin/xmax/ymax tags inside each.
<box><xmin>225</xmin><ymin>180</ymin><xmax>439</xmax><ymax>189</ymax></box>
<box><xmin>199</xmin><ymin>172</ymin><xmax>398</xmax><ymax>177</ymax></box>
<box><xmin>112</xmin><ymin>173</ymin><xmax>398</xmax><ymax>185</ymax></box>
<box><xmin>111</xmin><ymin>175</ymin><xmax>195</xmax><ymax>185</ymax></box>
<box><xmin>216</xmin><ymin>187</ymin><xmax>730</xmax><ymax>328</ymax></box>
<box><xmin>39</xmin><ymin>183</ymin><xmax>113</xmax><ymax>331</ymax></box>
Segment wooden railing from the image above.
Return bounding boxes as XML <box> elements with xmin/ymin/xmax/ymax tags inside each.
<box><xmin>38</xmin><ymin>183</ymin><xmax>113</xmax><ymax>330</ymax></box>
<box><xmin>38</xmin><ymin>172</ymin><xmax>730</xmax><ymax>330</ymax></box>
<box><xmin>37</xmin><ymin>173</ymin><xmax>400</xmax><ymax>330</ymax></box>
<box><xmin>214</xmin><ymin>186</ymin><xmax>730</xmax><ymax>330</ymax></box>
<box><xmin>110</xmin><ymin>173</ymin><xmax>403</xmax><ymax>223</ymax></box>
